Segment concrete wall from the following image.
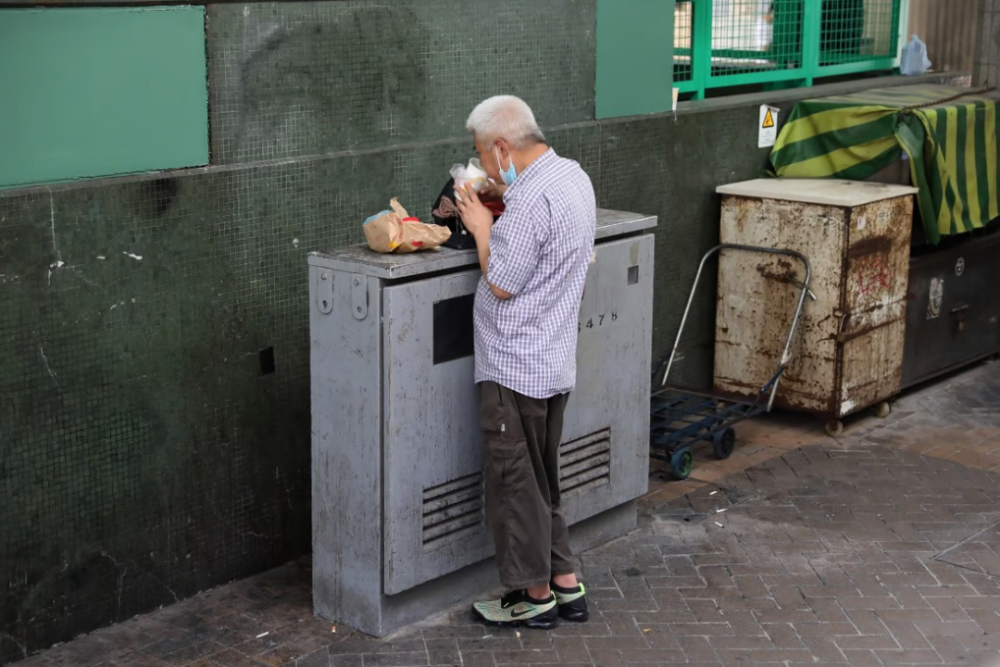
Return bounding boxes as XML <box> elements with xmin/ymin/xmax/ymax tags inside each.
<box><xmin>0</xmin><ymin>1</ymin><xmax>962</xmax><ymax>662</ymax></box>
<box><xmin>907</xmin><ymin>0</ymin><xmax>979</xmax><ymax>76</ymax></box>
<box><xmin>976</xmin><ymin>0</ymin><xmax>1000</xmax><ymax>86</ymax></box>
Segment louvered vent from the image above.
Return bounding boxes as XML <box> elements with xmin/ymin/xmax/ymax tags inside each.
<box><xmin>422</xmin><ymin>472</ymin><xmax>484</xmax><ymax>551</ymax></box>
<box><xmin>559</xmin><ymin>429</ymin><xmax>611</xmax><ymax>498</ymax></box>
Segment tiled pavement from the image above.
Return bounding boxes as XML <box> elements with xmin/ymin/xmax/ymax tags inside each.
<box><xmin>11</xmin><ymin>361</ymin><xmax>1000</xmax><ymax>667</ymax></box>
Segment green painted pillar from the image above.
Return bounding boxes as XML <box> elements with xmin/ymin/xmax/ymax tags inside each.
<box><xmin>0</xmin><ymin>7</ymin><xmax>209</xmax><ymax>189</ymax></box>
<box><xmin>596</xmin><ymin>0</ymin><xmax>675</xmax><ymax>119</ymax></box>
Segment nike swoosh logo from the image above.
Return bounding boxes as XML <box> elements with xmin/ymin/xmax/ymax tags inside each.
<box><xmin>510</xmin><ymin>607</ymin><xmax>541</xmax><ymax>618</ymax></box>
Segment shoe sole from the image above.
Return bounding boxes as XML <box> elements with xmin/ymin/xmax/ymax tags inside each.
<box><xmin>471</xmin><ymin>608</ymin><xmax>559</xmax><ymax>630</ymax></box>
<box><xmin>558</xmin><ymin>608</ymin><xmax>589</xmax><ymax>622</ymax></box>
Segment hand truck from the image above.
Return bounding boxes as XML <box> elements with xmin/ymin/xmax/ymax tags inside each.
<box><xmin>650</xmin><ymin>244</ymin><xmax>813</xmax><ymax>480</ymax></box>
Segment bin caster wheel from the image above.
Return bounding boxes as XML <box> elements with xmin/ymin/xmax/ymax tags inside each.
<box><xmin>670</xmin><ymin>448</ymin><xmax>694</xmax><ymax>480</ymax></box>
<box><xmin>874</xmin><ymin>401</ymin><xmax>891</xmax><ymax>419</ymax></box>
<box><xmin>825</xmin><ymin>420</ymin><xmax>845</xmax><ymax>437</ymax></box>
<box><xmin>713</xmin><ymin>428</ymin><xmax>736</xmax><ymax>460</ymax></box>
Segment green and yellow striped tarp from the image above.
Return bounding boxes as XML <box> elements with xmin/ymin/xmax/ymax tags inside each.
<box><xmin>769</xmin><ymin>85</ymin><xmax>1000</xmax><ymax>244</ymax></box>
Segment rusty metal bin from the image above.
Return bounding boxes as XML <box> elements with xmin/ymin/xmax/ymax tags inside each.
<box><xmin>713</xmin><ymin>178</ymin><xmax>919</xmax><ymax>435</ymax></box>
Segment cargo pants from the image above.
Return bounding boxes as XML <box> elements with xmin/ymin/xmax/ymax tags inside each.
<box><xmin>479</xmin><ymin>381</ymin><xmax>577</xmax><ymax>589</ymax></box>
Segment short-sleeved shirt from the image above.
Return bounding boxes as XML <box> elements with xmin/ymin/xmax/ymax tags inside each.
<box><xmin>473</xmin><ymin>148</ymin><xmax>596</xmax><ymax>399</ymax></box>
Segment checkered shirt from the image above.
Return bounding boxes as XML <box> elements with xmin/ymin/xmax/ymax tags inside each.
<box><xmin>473</xmin><ymin>148</ymin><xmax>596</xmax><ymax>399</ymax></box>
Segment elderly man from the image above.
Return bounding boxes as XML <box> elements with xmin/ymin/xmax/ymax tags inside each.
<box><xmin>454</xmin><ymin>95</ymin><xmax>596</xmax><ymax>629</ymax></box>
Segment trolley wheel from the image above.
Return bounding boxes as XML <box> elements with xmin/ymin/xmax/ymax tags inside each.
<box><xmin>670</xmin><ymin>448</ymin><xmax>694</xmax><ymax>480</ymax></box>
<box><xmin>874</xmin><ymin>401</ymin><xmax>891</xmax><ymax>419</ymax></box>
<box><xmin>825</xmin><ymin>420</ymin><xmax>845</xmax><ymax>438</ymax></box>
<box><xmin>712</xmin><ymin>428</ymin><xmax>736</xmax><ymax>460</ymax></box>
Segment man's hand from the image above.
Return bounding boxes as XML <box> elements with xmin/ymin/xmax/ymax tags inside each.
<box><xmin>455</xmin><ymin>184</ymin><xmax>512</xmax><ymax>300</ymax></box>
<box><xmin>455</xmin><ymin>184</ymin><xmax>494</xmax><ymax>242</ymax></box>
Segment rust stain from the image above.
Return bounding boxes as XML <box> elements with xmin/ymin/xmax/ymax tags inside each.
<box><xmin>837</xmin><ymin>316</ymin><xmax>903</xmax><ymax>344</ymax></box>
<box><xmin>841</xmin><ymin>377</ymin><xmax>884</xmax><ymax>392</ymax></box>
<box><xmin>755</xmin><ymin>262</ymin><xmax>803</xmax><ymax>290</ymax></box>
<box><xmin>713</xmin><ymin>378</ymin><xmax>760</xmax><ymax>391</ymax></box>
<box><xmin>848</xmin><ymin>235</ymin><xmax>892</xmax><ymax>259</ymax></box>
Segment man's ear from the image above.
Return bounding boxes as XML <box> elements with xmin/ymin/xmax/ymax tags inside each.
<box><xmin>495</xmin><ymin>139</ymin><xmax>510</xmax><ymax>160</ymax></box>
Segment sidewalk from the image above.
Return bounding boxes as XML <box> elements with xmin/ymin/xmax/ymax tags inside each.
<box><xmin>11</xmin><ymin>361</ymin><xmax>1000</xmax><ymax>667</ymax></box>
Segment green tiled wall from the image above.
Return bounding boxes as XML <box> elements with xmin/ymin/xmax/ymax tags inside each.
<box><xmin>0</xmin><ymin>1</ymin><xmax>803</xmax><ymax>662</ymax></box>
<box><xmin>207</xmin><ymin>0</ymin><xmax>596</xmax><ymax>163</ymax></box>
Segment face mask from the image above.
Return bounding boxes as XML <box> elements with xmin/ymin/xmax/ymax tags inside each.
<box><xmin>495</xmin><ymin>147</ymin><xmax>518</xmax><ymax>186</ymax></box>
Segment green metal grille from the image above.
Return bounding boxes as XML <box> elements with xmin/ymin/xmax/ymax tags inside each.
<box><xmin>674</xmin><ymin>0</ymin><xmax>902</xmax><ymax>99</ymax></box>
<box><xmin>674</xmin><ymin>1</ymin><xmax>694</xmax><ymax>83</ymax></box>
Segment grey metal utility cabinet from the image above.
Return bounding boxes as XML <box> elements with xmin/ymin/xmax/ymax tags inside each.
<box><xmin>308</xmin><ymin>209</ymin><xmax>657</xmax><ymax>637</ymax></box>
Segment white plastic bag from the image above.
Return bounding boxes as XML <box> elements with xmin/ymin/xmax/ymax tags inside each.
<box><xmin>449</xmin><ymin>158</ymin><xmax>488</xmax><ymax>193</ymax></box>
<box><xmin>900</xmin><ymin>35</ymin><xmax>931</xmax><ymax>76</ymax></box>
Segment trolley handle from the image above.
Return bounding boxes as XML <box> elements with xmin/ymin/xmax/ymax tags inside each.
<box><xmin>660</xmin><ymin>244</ymin><xmax>813</xmax><ymax>413</ymax></box>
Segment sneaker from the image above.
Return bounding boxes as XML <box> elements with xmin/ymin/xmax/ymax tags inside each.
<box><xmin>552</xmin><ymin>582</ymin><xmax>589</xmax><ymax>622</ymax></box>
<box><xmin>471</xmin><ymin>590</ymin><xmax>559</xmax><ymax>629</ymax></box>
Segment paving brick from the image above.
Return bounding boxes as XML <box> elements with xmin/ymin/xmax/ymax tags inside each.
<box><xmin>707</xmin><ymin>635</ymin><xmax>775</xmax><ymax>651</ymax></box>
<box><xmin>715</xmin><ymin>598</ymin><xmax>779</xmax><ymax>613</ymax></box>
<box><xmin>442</xmin><ymin>651</ymin><xmax>492</xmax><ymax>667</ymax></box>
<box><xmin>455</xmin><ymin>639</ymin><xmax>519</xmax><ymax>654</ymax></box>
<box><xmin>838</xmin><ymin>595</ymin><xmax>903</xmax><ymax>611</ymax></box>
<box><xmin>424</xmin><ymin>639</ymin><xmax>459</xmax><ymax>666</ymax></box>
<box><xmin>549</xmin><ymin>638</ymin><xmax>589</xmax><ymax>664</ymax></box>
<box><xmin>876</xmin><ymin>619</ymin><xmax>934</xmax><ymax>651</ymax></box>
<box><xmin>579</xmin><ymin>648</ymin><xmax>623</xmax><ymax>667</ymax></box>
<box><xmin>489</xmin><ymin>650</ymin><xmax>557</xmax><ymax>664</ymax></box>
<box><xmin>601</xmin><ymin>615</ymin><xmax>646</xmax><ymax>639</ymax></box>
<box><xmin>795</xmin><ymin>636</ymin><xmax>847</xmax><ymax>663</ymax></box>
<box><xmin>329</xmin><ymin>656</ymin><xmax>364</xmax><ymax>667</ymax></box>
<box><xmin>873</xmin><ymin>648</ymin><xmax>945</xmax><ymax>664</ymax></box>
<box><xmin>876</xmin><ymin>607</ymin><xmax>942</xmax><ymax>624</ymax></box>
<box><xmin>617</xmin><ymin>647</ymin><xmax>686</xmax><ymax>663</ymax></box>
<box><xmin>295</xmin><ymin>647</ymin><xmax>330</xmax><ymax>667</ymax></box>
<box><xmin>546</xmin><ymin>623</ymin><xmax>611</xmax><ymax>638</ymax></box>
<box><xmin>363</xmin><ymin>653</ymin><xmax>429</xmax><ymax>667</ymax></box>
<box><xmin>636</xmin><ymin>628</ymin><xmax>679</xmax><ymax>651</ymax></box>
<box><xmin>921</xmin><ymin>634</ymin><xmax>976</xmax><ymax>663</ymax></box>
<box><xmin>838</xmin><ymin>649</ymin><xmax>888</xmax><ymax>667</ymax></box>
<box><xmin>757</xmin><ymin>623</ymin><xmax>804</xmax><ymax>650</ymax></box>
<box><xmin>212</xmin><ymin>647</ymin><xmax>280</xmax><ymax>667</ymax></box>
<box><xmin>743</xmin><ymin>648</ymin><xmax>816</xmax><ymax>663</ymax></box>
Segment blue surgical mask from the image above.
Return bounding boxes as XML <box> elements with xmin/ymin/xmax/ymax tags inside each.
<box><xmin>495</xmin><ymin>147</ymin><xmax>517</xmax><ymax>186</ymax></box>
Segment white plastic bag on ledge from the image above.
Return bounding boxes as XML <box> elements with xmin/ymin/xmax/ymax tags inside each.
<box><xmin>450</xmin><ymin>158</ymin><xmax>488</xmax><ymax>193</ymax></box>
<box><xmin>900</xmin><ymin>35</ymin><xmax>931</xmax><ymax>76</ymax></box>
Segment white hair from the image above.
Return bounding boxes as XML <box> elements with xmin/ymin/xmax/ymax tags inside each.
<box><xmin>465</xmin><ymin>95</ymin><xmax>546</xmax><ymax>148</ymax></box>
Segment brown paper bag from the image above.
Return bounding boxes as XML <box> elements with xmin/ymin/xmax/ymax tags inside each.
<box><xmin>362</xmin><ymin>198</ymin><xmax>408</xmax><ymax>253</ymax></box>
<box><xmin>396</xmin><ymin>217</ymin><xmax>452</xmax><ymax>253</ymax></box>
<box><xmin>363</xmin><ymin>198</ymin><xmax>451</xmax><ymax>254</ymax></box>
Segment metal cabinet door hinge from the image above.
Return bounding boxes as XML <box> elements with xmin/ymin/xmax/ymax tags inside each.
<box><xmin>351</xmin><ymin>275</ymin><xmax>368</xmax><ymax>321</ymax></box>
<box><xmin>316</xmin><ymin>271</ymin><xmax>334</xmax><ymax>315</ymax></box>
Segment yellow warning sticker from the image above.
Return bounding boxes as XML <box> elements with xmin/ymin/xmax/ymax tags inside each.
<box><xmin>758</xmin><ymin>105</ymin><xmax>779</xmax><ymax>148</ymax></box>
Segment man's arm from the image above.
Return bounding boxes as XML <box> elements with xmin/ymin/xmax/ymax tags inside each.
<box><xmin>473</xmin><ymin>229</ymin><xmax>512</xmax><ymax>300</ymax></box>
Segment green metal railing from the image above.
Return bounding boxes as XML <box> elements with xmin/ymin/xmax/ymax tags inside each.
<box><xmin>674</xmin><ymin>0</ymin><xmax>902</xmax><ymax>99</ymax></box>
